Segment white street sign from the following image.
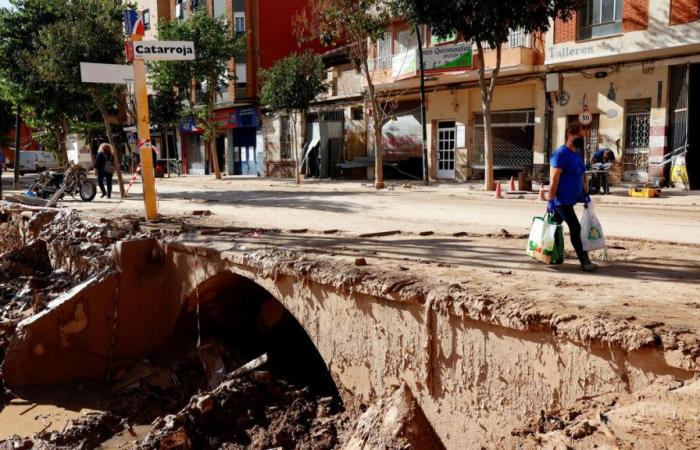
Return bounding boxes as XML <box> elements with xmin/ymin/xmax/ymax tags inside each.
<box><xmin>80</xmin><ymin>62</ymin><xmax>134</xmax><ymax>84</ymax></box>
<box><xmin>132</xmin><ymin>41</ymin><xmax>196</xmax><ymax>61</ymax></box>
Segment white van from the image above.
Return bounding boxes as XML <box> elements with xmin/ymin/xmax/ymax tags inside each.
<box><xmin>17</xmin><ymin>151</ymin><xmax>59</xmax><ymax>174</ymax></box>
<box><xmin>66</xmin><ymin>134</ymin><xmax>94</xmax><ymax>170</ymax></box>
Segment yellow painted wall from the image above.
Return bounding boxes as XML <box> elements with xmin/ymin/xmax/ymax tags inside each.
<box><xmin>551</xmin><ymin>65</ymin><xmax>667</xmax><ymax>158</ymax></box>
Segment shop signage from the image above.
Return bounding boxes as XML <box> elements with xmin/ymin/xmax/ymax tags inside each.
<box><xmin>392</xmin><ymin>43</ymin><xmax>473</xmax><ymax>79</ymax></box>
<box><xmin>423</xmin><ymin>43</ymin><xmax>473</xmax><ymax>72</ymax></box>
<box><xmin>179</xmin><ymin>117</ymin><xmax>202</xmax><ymax>133</ymax></box>
<box><xmin>132</xmin><ymin>41</ymin><xmax>196</xmax><ymax>61</ymax></box>
<box><xmin>212</xmin><ymin>107</ymin><xmax>259</xmax><ymax>129</ymax></box>
<box><xmin>123</xmin><ymin>10</ymin><xmax>144</xmax><ymax>37</ymax></box>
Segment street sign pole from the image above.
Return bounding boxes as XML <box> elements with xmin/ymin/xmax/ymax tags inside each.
<box><xmin>131</xmin><ymin>34</ymin><xmax>158</xmax><ymax>221</ymax></box>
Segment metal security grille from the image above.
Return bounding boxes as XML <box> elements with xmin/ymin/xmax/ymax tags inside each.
<box><xmin>472</xmin><ymin>109</ymin><xmax>535</xmax><ymax>169</ymax></box>
<box><xmin>308</xmin><ymin>111</ymin><xmax>344</xmax><ymax>122</ymax></box>
<box><xmin>624</xmin><ymin>99</ymin><xmax>651</xmax><ymax>176</ymax></box>
<box><xmin>279</xmin><ymin>116</ymin><xmax>291</xmax><ymax>160</ymax></box>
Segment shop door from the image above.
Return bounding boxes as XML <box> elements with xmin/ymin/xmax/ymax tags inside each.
<box><xmin>437</xmin><ymin>121</ymin><xmax>456</xmax><ymax>179</ymax></box>
<box><xmin>188</xmin><ymin>135</ymin><xmax>205</xmax><ymax>175</ymax></box>
<box><xmin>233</xmin><ymin>128</ymin><xmax>256</xmax><ymax>176</ymax></box>
<box><xmin>668</xmin><ymin>64</ymin><xmax>690</xmax><ymax>186</ymax></box>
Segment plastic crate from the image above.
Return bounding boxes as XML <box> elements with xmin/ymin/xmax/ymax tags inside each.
<box><xmin>628</xmin><ymin>187</ymin><xmax>660</xmax><ymax>198</ymax></box>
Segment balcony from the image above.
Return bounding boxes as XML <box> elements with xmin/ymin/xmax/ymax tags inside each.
<box><xmin>368</xmin><ymin>28</ymin><xmax>543</xmax><ymax>86</ymax></box>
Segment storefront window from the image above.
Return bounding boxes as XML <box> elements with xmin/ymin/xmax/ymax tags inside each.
<box><xmin>578</xmin><ymin>0</ymin><xmax>623</xmax><ymax>40</ymax></box>
<box><xmin>280</xmin><ymin>116</ymin><xmax>291</xmax><ymax>160</ymax></box>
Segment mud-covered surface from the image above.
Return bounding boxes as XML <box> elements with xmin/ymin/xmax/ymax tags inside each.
<box><xmin>1</xmin><ymin>205</ymin><xmax>699</xmax><ymax>449</ymax></box>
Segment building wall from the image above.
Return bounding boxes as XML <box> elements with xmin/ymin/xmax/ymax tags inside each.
<box><xmin>547</xmin><ymin>0</ymin><xmax>700</xmax><ymax>65</ymax></box>
<box><xmin>424</xmin><ymin>81</ymin><xmax>544</xmax><ymax>182</ymax></box>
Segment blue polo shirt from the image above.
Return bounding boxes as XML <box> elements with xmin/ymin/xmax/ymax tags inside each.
<box><xmin>551</xmin><ymin>145</ymin><xmax>585</xmax><ymax>206</ymax></box>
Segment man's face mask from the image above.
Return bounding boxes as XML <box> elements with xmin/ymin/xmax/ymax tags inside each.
<box><xmin>573</xmin><ymin>136</ymin><xmax>585</xmax><ymax>150</ymax></box>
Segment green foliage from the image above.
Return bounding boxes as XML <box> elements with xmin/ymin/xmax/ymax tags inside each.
<box><xmin>0</xmin><ymin>0</ymin><xmax>90</xmax><ymax>138</ymax></box>
<box><xmin>0</xmin><ymin>99</ymin><xmax>16</xmax><ymax>148</ymax></box>
<box><xmin>259</xmin><ymin>51</ymin><xmax>328</xmax><ymax>114</ymax></box>
<box><xmin>33</xmin><ymin>0</ymin><xmax>126</xmax><ymax>91</ymax></box>
<box><xmin>152</xmin><ymin>10</ymin><xmax>245</xmax><ymax>110</ymax></box>
<box><xmin>149</xmin><ymin>90</ymin><xmax>182</xmax><ymax>132</ymax></box>
<box><xmin>296</xmin><ymin>0</ymin><xmax>391</xmax><ymax>62</ymax></box>
<box><xmin>394</xmin><ymin>0</ymin><xmax>581</xmax><ymax>48</ymax></box>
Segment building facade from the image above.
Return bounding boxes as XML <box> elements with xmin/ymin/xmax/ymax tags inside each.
<box><xmin>547</xmin><ymin>0</ymin><xmax>700</xmax><ymax>187</ymax></box>
<box><xmin>263</xmin><ymin>21</ymin><xmax>548</xmax><ymax>182</ymax></box>
<box><xmin>168</xmin><ymin>0</ymin><xmax>324</xmax><ymax>177</ymax></box>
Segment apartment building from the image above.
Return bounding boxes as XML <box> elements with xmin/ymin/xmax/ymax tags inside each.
<box><xmin>546</xmin><ymin>0</ymin><xmax>700</xmax><ymax>187</ymax></box>
<box><xmin>264</xmin><ymin>20</ymin><xmax>548</xmax><ymax>182</ymax></box>
<box><xmin>168</xmin><ymin>0</ymin><xmax>324</xmax><ymax>176</ymax></box>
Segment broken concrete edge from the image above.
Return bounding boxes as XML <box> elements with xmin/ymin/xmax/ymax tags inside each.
<box><xmin>160</xmin><ymin>243</ymin><xmax>700</xmax><ymax>374</ymax></box>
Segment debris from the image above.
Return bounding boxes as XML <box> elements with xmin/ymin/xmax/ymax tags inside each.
<box><xmin>192</xmin><ymin>210</ymin><xmax>212</xmax><ymax>217</ymax></box>
<box><xmin>419</xmin><ymin>231</ymin><xmax>434</xmax><ymax>236</ymax></box>
<box><xmin>229</xmin><ymin>353</ymin><xmax>269</xmax><ymax>379</ymax></box>
<box><xmin>322</xmin><ymin>229</ymin><xmax>339</xmax><ymax>234</ymax></box>
<box><xmin>358</xmin><ymin>230</ymin><xmax>401</xmax><ymax>238</ymax></box>
<box><xmin>354</xmin><ymin>257</ymin><xmax>368</xmax><ymax>267</ymax></box>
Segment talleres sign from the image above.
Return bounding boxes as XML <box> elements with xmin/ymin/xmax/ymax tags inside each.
<box><xmin>132</xmin><ymin>41</ymin><xmax>196</xmax><ymax>61</ymax></box>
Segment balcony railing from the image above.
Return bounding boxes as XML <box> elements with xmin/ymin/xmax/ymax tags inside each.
<box><xmin>369</xmin><ymin>28</ymin><xmax>533</xmax><ymax>72</ymax></box>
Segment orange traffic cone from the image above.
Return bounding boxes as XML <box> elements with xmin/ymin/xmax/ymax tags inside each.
<box><xmin>495</xmin><ymin>181</ymin><xmax>503</xmax><ymax>199</ymax></box>
<box><xmin>538</xmin><ymin>184</ymin><xmax>546</xmax><ymax>201</ymax></box>
<box><xmin>509</xmin><ymin>176</ymin><xmax>516</xmax><ymax>192</ymax></box>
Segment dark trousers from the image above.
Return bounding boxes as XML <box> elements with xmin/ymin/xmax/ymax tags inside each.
<box><xmin>554</xmin><ymin>205</ymin><xmax>588</xmax><ymax>264</ymax></box>
<box><xmin>97</xmin><ymin>172</ymin><xmax>113</xmax><ymax>198</ymax></box>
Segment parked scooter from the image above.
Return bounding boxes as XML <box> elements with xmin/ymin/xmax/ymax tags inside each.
<box><xmin>29</xmin><ymin>163</ymin><xmax>97</xmax><ymax>202</ymax></box>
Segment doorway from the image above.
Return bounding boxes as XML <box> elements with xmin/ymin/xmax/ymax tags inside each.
<box><xmin>669</xmin><ymin>63</ymin><xmax>700</xmax><ymax>189</ymax></box>
<box><xmin>437</xmin><ymin>121</ymin><xmax>456</xmax><ymax>179</ymax></box>
<box><xmin>232</xmin><ymin>127</ymin><xmax>256</xmax><ymax>176</ymax></box>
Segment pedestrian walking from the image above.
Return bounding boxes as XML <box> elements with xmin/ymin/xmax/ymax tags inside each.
<box><xmin>547</xmin><ymin>122</ymin><xmax>598</xmax><ymax>272</ymax></box>
<box><xmin>95</xmin><ymin>143</ymin><xmax>115</xmax><ymax>199</ymax></box>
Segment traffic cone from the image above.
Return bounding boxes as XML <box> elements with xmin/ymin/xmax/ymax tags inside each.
<box><xmin>538</xmin><ymin>184</ymin><xmax>546</xmax><ymax>201</ymax></box>
<box><xmin>495</xmin><ymin>181</ymin><xmax>503</xmax><ymax>199</ymax></box>
<box><xmin>509</xmin><ymin>176</ymin><xmax>516</xmax><ymax>192</ymax></box>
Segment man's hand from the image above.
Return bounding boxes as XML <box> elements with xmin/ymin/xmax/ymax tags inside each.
<box><xmin>547</xmin><ymin>200</ymin><xmax>556</xmax><ymax>214</ymax></box>
<box><xmin>583</xmin><ymin>193</ymin><xmax>591</xmax><ymax>207</ymax></box>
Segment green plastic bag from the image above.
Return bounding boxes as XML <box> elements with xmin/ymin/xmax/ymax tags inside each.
<box><xmin>527</xmin><ymin>213</ymin><xmax>564</xmax><ymax>265</ymax></box>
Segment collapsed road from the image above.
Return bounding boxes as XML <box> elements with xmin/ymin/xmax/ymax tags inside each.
<box><xmin>0</xmin><ymin>202</ymin><xmax>698</xmax><ymax>449</ymax></box>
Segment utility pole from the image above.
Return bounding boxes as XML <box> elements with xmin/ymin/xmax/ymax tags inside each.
<box><xmin>415</xmin><ymin>24</ymin><xmax>429</xmax><ymax>186</ymax></box>
<box><xmin>13</xmin><ymin>107</ymin><xmax>20</xmax><ymax>189</ymax></box>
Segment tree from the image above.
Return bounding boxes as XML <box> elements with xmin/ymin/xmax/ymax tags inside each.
<box><xmin>295</xmin><ymin>0</ymin><xmax>392</xmax><ymax>189</ymax></box>
<box><xmin>154</xmin><ymin>11</ymin><xmax>244</xmax><ymax>180</ymax></box>
<box><xmin>149</xmin><ymin>89</ymin><xmax>181</xmax><ymax>175</ymax></box>
<box><xmin>0</xmin><ymin>0</ymin><xmax>91</xmax><ymax>166</ymax></box>
<box><xmin>32</xmin><ymin>0</ymin><xmax>129</xmax><ymax>197</ymax></box>
<box><xmin>395</xmin><ymin>0</ymin><xmax>580</xmax><ymax>190</ymax></box>
<box><xmin>260</xmin><ymin>51</ymin><xmax>328</xmax><ymax>184</ymax></box>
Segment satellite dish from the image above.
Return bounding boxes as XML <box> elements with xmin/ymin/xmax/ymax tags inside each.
<box><xmin>557</xmin><ymin>91</ymin><xmax>570</xmax><ymax>107</ymax></box>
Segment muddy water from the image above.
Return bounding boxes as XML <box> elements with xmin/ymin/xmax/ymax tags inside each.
<box><xmin>0</xmin><ymin>386</ymin><xmax>107</xmax><ymax>440</ymax></box>
<box><xmin>0</xmin><ymin>398</ymin><xmax>97</xmax><ymax>440</ymax></box>
<box><xmin>98</xmin><ymin>425</ymin><xmax>151</xmax><ymax>449</ymax></box>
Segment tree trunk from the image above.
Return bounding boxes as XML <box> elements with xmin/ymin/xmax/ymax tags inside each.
<box><xmin>475</xmin><ymin>42</ymin><xmax>502</xmax><ymax>191</ymax></box>
<box><xmin>292</xmin><ymin>111</ymin><xmax>300</xmax><ymax>185</ymax></box>
<box><xmin>93</xmin><ymin>90</ymin><xmax>126</xmax><ymax>198</ymax></box>
<box><xmin>58</xmin><ymin>114</ymin><xmax>69</xmax><ymax>166</ymax></box>
<box><xmin>208</xmin><ymin>76</ymin><xmax>223</xmax><ymax>180</ymax></box>
<box><xmin>362</xmin><ymin>56</ymin><xmax>384</xmax><ymax>189</ymax></box>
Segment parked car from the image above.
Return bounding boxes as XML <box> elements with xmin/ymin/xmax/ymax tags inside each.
<box><xmin>17</xmin><ymin>151</ymin><xmax>59</xmax><ymax>174</ymax></box>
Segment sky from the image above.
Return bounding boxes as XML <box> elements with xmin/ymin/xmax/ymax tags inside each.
<box><xmin>0</xmin><ymin>0</ymin><xmax>12</xmax><ymax>10</ymax></box>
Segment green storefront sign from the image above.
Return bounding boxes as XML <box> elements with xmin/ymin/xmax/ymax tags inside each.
<box><xmin>392</xmin><ymin>43</ymin><xmax>473</xmax><ymax>78</ymax></box>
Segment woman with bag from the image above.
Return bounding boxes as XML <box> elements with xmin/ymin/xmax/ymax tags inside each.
<box><xmin>95</xmin><ymin>143</ymin><xmax>115</xmax><ymax>199</ymax></box>
<box><xmin>547</xmin><ymin>122</ymin><xmax>598</xmax><ymax>272</ymax></box>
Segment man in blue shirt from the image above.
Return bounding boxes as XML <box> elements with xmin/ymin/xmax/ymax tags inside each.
<box><xmin>547</xmin><ymin>122</ymin><xmax>598</xmax><ymax>272</ymax></box>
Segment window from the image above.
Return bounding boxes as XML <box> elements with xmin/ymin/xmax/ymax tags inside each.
<box><xmin>176</xmin><ymin>0</ymin><xmax>184</xmax><ymax>20</ymax></box>
<box><xmin>578</xmin><ymin>0</ymin><xmax>623</xmax><ymax>40</ymax></box>
<box><xmin>280</xmin><ymin>116</ymin><xmax>291</xmax><ymax>159</ymax></box>
<box><xmin>623</xmin><ymin>98</ymin><xmax>651</xmax><ymax>176</ymax></box>
<box><xmin>213</xmin><ymin>0</ymin><xmax>226</xmax><ymax>18</ymax></box>
<box><xmin>235</xmin><ymin>63</ymin><xmax>247</xmax><ymax>88</ymax></box>
<box><xmin>397</xmin><ymin>29</ymin><xmax>418</xmax><ymax>54</ymax></box>
<box><xmin>142</xmin><ymin>9</ymin><xmax>151</xmax><ymax>30</ymax></box>
<box><xmin>372</xmin><ymin>32</ymin><xmax>392</xmax><ymax>70</ymax></box>
<box><xmin>234</xmin><ymin>12</ymin><xmax>246</xmax><ymax>33</ymax></box>
<box><xmin>351</xmin><ymin>107</ymin><xmax>364</xmax><ymax>121</ymax></box>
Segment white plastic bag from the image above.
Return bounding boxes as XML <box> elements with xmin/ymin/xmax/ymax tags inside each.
<box><xmin>580</xmin><ymin>201</ymin><xmax>605</xmax><ymax>251</ymax></box>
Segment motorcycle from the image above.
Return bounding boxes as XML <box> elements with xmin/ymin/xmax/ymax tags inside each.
<box><xmin>29</xmin><ymin>164</ymin><xmax>97</xmax><ymax>203</ymax></box>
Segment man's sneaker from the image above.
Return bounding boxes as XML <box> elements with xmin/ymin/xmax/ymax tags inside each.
<box><xmin>581</xmin><ymin>262</ymin><xmax>598</xmax><ymax>272</ymax></box>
